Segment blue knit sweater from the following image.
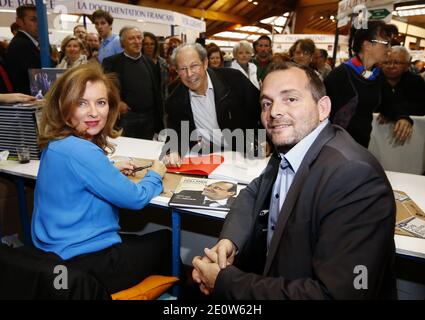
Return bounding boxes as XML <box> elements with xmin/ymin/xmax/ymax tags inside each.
<box><xmin>31</xmin><ymin>135</ymin><xmax>163</xmax><ymax>260</ymax></box>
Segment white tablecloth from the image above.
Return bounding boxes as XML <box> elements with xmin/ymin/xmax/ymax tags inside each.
<box><xmin>368</xmin><ymin>114</ymin><xmax>425</xmax><ymax>175</ymax></box>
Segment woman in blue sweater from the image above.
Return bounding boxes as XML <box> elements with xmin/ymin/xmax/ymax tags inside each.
<box><xmin>32</xmin><ymin>63</ymin><xmax>171</xmax><ymax>294</ymax></box>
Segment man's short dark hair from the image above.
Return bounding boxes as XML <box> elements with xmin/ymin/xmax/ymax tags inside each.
<box><xmin>16</xmin><ymin>4</ymin><xmax>36</xmax><ymax>19</ymax></box>
<box><xmin>289</xmin><ymin>39</ymin><xmax>316</xmax><ymax>58</ymax></box>
<box><xmin>255</xmin><ymin>35</ymin><xmax>272</xmax><ymax>45</ymax></box>
<box><xmin>266</xmin><ymin>62</ymin><xmax>326</xmax><ymax>103</ymax></box>
<box><xmin>349</xmin><ymin>20</ymin><xmax>398</xmax><ymax>56</ymax></box>
<box><xmin>10</xmin><ymin>22</ymin><xmax>19</xmax><ymax>34</ymax></box>
<box><xmin>73</xmin><ymin>24</ymin><xmax>86</xmax><ymax>33</ymax></box>
<box><xmin>319</xmin><ymin>49</ymin><xmax>328</xmax><ymax>59</ymax></box>
<box><xmin>253</xmin><ymin>35</ymin><xmax>272</xmax><ymax>52</ymax></box>
<box><xmin>92</xmin><ymin>9</ymin><xmax>113</xmax><ymax>25</ymax></box>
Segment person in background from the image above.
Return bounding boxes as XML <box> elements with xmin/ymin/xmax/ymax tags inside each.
<box><xmin>413</xmin><ymin>60</ymin><xmax>424</xmax><ymax>74</ymax></box>
<box><xmin>92</xmin><ymin>9</ymin><xmax>123</xmax><ymax>63</ymax></box>
<box><xmin>86</xmin><ymin>32</ymin><xmax>101</xmax><ymax>61</ymax></box>
<box><xmin>142</xmin><ymin>31</ymin><xmax>169</xmax><ymax>102</ymax></box>
<box><xmin>10</xmin><ymin>22</ymin><xmax>19</xmax><ymax>37</ymax></box>
<box><xmin>313</xmin><ymin>48</ymin><xmax>332</xmax><ymax>79</ymax></box>
<box><xmin>50</xmin><ymin>45</ymin><xmax>60</xmax><ymax>66</ymax></box>
<box><xmin>163</xmin><ymin>43</ymin><xmax>261</xmax><ymax>168</ymax></box>
<box><xmin>5</xmin><ymin>5</ymin><xmax>41</xmax><ymax>94</ymax></box>
<box><xmin>252</xmin><ymin>35</ymin><xmax>272</xmax><ymax>84</ymax></box>
<box><xmin>325</xmin><ymin>21</ymin><xmax>412</xmax><ymax>148</ymax></box>
<box><xmin>73</xmin><ymin>24</ymin><xmax>87</xmax><ymax>42</ymax></box>
<box><xmin>102</xmin><ymin>26</ymin><xmax>163</xmax><ymax>140</ymax></box>
<box><xmin>73</xmin><ymin>24</ymin><xmax>90</xmax><ymax>57</ymax></box>
<box><xmin>230</xmin><ymin>40</ymin><xmax>260</xmax><ymax>89</ymax></box>
<box><xmin>271</xmin><ymin>52</ymin><xmax>291</xmax><ymax>64</ymax></box>
<box><xmin>56</xmin><ymin>35</ymin><xmax>88</xmax><ymax>69</ymax></box>
<box><xmin>381</xmin><ymin>46</ymin><xmax>425</xmax><ymax>116</ymax></box>
<box><xmin>206</xmin><ymin>44</ymin><xmax>224</xmax><ymax>68</ymax></box>
<box><xmin>289</xmin><ymin>38</ymin><xmax>316</xmax><ymax>68</ymax></box>
<box><xmin>192</xmin><ymin>62</ymin><xmax>397</xmax><ymax>300</ymax></box>
<box><xmin>32</xmin><ymin>63</ymin><xmax>171</xmax><ymax>294</ymax></box>
<box><xmin>86</xmin><ymin>32</ymin><xmax>100</xmax><ymax>51</ymax></box>
<box><xmin>164</xmin><ymin>37</ymin><xmax>182</xmax><ymax>87</ymax></box>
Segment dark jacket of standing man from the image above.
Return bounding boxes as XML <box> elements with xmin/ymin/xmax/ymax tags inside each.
<box><xmin>192</xmin><ymin>63</ymin><xmax>397</xmax><ymax>300</ymax></box>
<box><xmin>5</xmin><ymin>5</ymin><xmax>40</xmax><ymax>95</ymax></box>
<box><xmin>163</xmin><ymin>43</ymin><xmax>261</xmax><ymax>167</ymax></box>
<box><xmin>103</xmin><ymin>26</ymin><xmax>163</xmax><ymax>139</ymax></box>
<box><xmin>381</xmin><ymin>46</ymin><xmax>425</xmax><ymax>116</ymax></box>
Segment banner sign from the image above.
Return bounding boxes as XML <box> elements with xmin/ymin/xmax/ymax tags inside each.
<box><xmin>0</xmin><ymin>0</ymin><xmax>206</xmax><ymax>31</ymax></box>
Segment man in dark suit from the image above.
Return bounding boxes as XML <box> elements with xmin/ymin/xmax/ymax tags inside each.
<box><xmin>102</xmin><ymin>26</ymin><xmax>163</xmax><ymax>139</ymax></box>
<box><xmin>5</xmin><ymin>5</ymin><xmax>40</xmax><ymax>94</ymax></box>
<box><xmin>192</xmin><ymin>62</ymin><xmax>397</xmax><ymax>299</ymax></box>
<box><xmin>174</xmin><ymin>181</ymin><xmax>236</xmax><ymax>209</ymax></box>
<box><xmin>381</xmin><ymin>46</ymin><xmax>425</xmax><ymax>116</ymax></box>
<box><xmin>163</xmin><ymin>43</ymin><xmax>262</xmax><ymax>168</ymax></box>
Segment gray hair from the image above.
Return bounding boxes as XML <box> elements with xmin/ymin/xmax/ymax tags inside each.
<box><xmin>233</xmin><ymin>40</ymin><xmax>253</xmax><ymax>57</ymax></box>
<box><xmin>390</xmin><ymin>45</ymin><xmax>411</xmax><ymax>62</ymax></box>
<box><xmin>170</xmin><ymin>43</ymin><xmax>207</xmax><ymax>67</ymax></box>
<box><xmin>119</xmin><ymin>26</ymin><xmax>141</xmax><ymax>44</ymax></box>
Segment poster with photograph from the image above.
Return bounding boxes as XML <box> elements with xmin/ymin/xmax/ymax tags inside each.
<box><xmin>28</xmin><ymin>68</ymin><xmax>66</xmax><ymax>98</ymax></box>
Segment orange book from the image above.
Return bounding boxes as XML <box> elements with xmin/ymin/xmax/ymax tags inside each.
<box><xmin>166</xmin><ymin>154</ymin><xmax>224</xmax><ymax>176</ymax></box>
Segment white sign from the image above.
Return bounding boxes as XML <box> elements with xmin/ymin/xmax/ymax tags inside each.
<box><xmin>337</xmin><ymin>0</ymin><xmax>397</xmax><ymax>19</ymax></box>
<box><xmin>274</xmin><ymin>34</ymin><xmax>348</xmax><ymax>44</ymax></box>
<box><xmin>0</xmin><ymin>0</ymin><xmax>57</xmax><ymax>10</ymax></box>
<box><xmin>0</xmin><ymin>0</ymin><xmax>205</xmax><ymax>31</ymax></box>
<box><xmin>56</xmin><ymin>0</ymin><xmax>205</xmax><ymax>31</ymax></box>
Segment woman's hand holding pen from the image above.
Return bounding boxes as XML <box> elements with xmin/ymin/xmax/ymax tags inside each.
<box><xmin>115</xmin><ymin>160</ymin><xmax>137</xmax><ymax>176</ymax></box>
<box><xmin>149</xmin><ymin>160</ymin><xmax>166</xmax><ymax>178</ymax></box>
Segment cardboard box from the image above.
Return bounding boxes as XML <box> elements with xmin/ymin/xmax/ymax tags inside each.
<box><xmin>394</xmin><ymin>190</ymin><xmax>425</xmax><ymax>238</ymax></box>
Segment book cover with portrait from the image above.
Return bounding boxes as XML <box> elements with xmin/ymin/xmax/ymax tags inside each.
<box><xmin>169</xmin><ymin>177</ymin><xmax>240</xmax><ymax>211</ymax></box>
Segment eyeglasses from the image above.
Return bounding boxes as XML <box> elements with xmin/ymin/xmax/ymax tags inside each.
<box><xmin>382</xmin><ymin>60</ymin><xmax>407</xmax><ymax>66</ymax></box>
<box><xmin>370</xmin><ymin>39</ymin><xmax>391</xmax><ymax>47</ymax></box>
<box><xmin>177</xmin><ymin>63</ymin><xmax>202</xmax><ymax>74</ymax></box>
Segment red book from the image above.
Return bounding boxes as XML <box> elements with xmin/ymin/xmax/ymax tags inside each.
<box><xmin>166</xmin><ymin>154</ymin><xmax>224</xmax><ymax>176</ymax></box>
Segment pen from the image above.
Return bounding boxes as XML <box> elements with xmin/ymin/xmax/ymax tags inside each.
<box><xmin>132</xmin><ymin>163</ymin><xmax>153</xmax><ymax>173</ymax></box>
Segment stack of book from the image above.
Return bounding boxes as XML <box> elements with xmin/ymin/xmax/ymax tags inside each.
<box><xmin>0</xmin><ymin>103</ymin><xmax>42</xmax><ymax>160</ymax></box>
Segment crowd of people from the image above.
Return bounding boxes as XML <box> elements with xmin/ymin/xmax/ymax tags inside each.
<box><xmin>1</xmin><ymin>4</ymin><xmax>425</xmax><ymax>300</ymax></box>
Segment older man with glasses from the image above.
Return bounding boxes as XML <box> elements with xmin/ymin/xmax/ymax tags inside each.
<box><xmin>381</xmin><ymin>46</ymin><xmax>425</xmax><ymax>116</ymax></box>
<box><xmin>163</xmin><ymin>43</ymin><xmax>262</xmax><ymax>168</ymax></box>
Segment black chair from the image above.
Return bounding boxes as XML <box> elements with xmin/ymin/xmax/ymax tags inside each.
<box><xmin>0</xmin><ymin>244</ymin><xmax>178</xmax><ymax>300</ymax></box>
<box><xmin>0</xmin><ymin>244</ymin><xmax>111</xmax><ymax>299</ymax></box>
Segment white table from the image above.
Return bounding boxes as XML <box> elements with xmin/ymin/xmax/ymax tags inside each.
<box><xmin>369</xmin><ymin>114</ymin><xmax>425</xmax><ymax>175</ymax></box>
<box><xmin>1</xmin><ymin>137</ymin><xmax>425</xmax><ymax>272</ymax></box>
<box><xmin>386</xmin><ymin>171</ymin><xmax>425</xmax><ymax>259</ymax></box>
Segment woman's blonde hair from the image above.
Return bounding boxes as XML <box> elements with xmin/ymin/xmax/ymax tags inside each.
<box><xmin>38</xmin><ymin>63</ymin><xmax>123</xmax><ymax>153</ymax></box>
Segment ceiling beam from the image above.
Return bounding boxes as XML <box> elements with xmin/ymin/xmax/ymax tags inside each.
<box><xmin>136</xmin><ymin>0</ymin><xmax>248</xmax><ymax>24</ymax></box>
<box><xmin>298</xmin><ymin>0</ymin><xmax>339</xmax><ymax>8</ymax></box>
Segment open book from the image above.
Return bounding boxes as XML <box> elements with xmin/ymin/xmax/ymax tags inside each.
<box><xmin>394</xmin><ymin>190</ymin><xmax>425</xmax><ymax>239</ymax></box>
<box><xmin>209</xmin><ymin>154</ymin><xmax>269</xmax><ymax>185</ymax></box>
<box><xmin>169</xmin><ymin>177</ymin><xmax>240</xmax><ymax>211</ymax></box>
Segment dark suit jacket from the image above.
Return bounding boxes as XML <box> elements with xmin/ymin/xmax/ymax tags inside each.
<box><xmin>214</xmin><ymin>124</ymin><xmax>397</xmax><ymax>299</ymax></box>
<box><xmin>165</xmin><ymin>68</ymin><xmax>261</xmax><ymax>156</ymax></box>
<box><xmin>172</xmin><ymin>190</ymin><xmax>235</xmax><ymax>209</ymax></box>
<box><xmin>4</xmin><ymin>31</ymin><xmax>40</xmax><ymax>94</ymax></box>
<box><xmin>102</xmin><ymin>53</ymin><xmax>163</xmax><ymax>133</ymax></box>
<box><xmin>382</xmin><ymin>71</ymin><xmax>425</xmax><ymax>116</ymax></box>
